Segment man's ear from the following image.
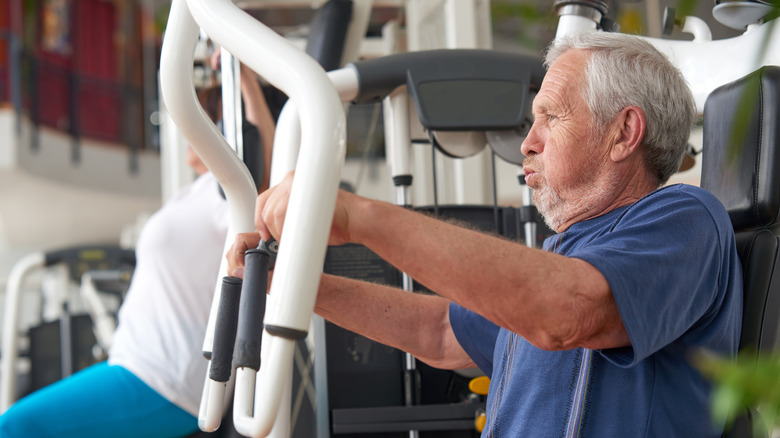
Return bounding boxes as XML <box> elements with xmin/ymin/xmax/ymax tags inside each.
<box><xmin>610</xmin><ymin>106</ymin><xmax>646</xmax><ymax>163</ymax></box>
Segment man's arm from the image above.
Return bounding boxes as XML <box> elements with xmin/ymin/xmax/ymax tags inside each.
<box><xmin>226</xmin><ymin>232</ymin><xmax>475</xmax><ymax>370</ymax></box>
<box><xmin>253</xmin><ymin>173</ymin><xmax>629</xmax><ymax>352</ymax></box>
<box><xmin>348</xmin><ymin>196</ymin><xmax>628</xmax><ymax>351</ymax></box>
<box><xmin>210</xmin><ymin>46</ymin><xmax>276</xmax><ymax>192</ymax></box>
<box><xmin>317</xmin><ymin>274</ymin><xmax>476</xmax><ymax>370</ymax></box>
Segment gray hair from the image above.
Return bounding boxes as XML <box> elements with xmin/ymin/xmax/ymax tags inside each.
<box><xmin>545</xmin><ymin>33</ymin><xmax>696</xmax><ymax>185</ymax></box>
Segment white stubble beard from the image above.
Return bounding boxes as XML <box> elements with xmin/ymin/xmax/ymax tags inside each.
<box><xmin>530</xmin><ymin>135</ymin><xmax>620</xmax><ymax>233</ymax></box>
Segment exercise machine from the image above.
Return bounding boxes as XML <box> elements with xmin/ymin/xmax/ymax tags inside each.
<box><xmin>162</xmin><ymin>2</ymin><xmax>550</xmax><ymax>437</ymax></box>
<box><xmin>158</xmin><ymin>1</ymin><xmax>780</xmax><ymax>437</ymax></box>
<box><xmin>553</xmin><ymin>0</ymin><xmax>780</xmax><ymax>113</ymax></box>
<box><xmin>0</xmin><ymin>245</ymin><xmax>135</xmax><ymax>412</ymax></box>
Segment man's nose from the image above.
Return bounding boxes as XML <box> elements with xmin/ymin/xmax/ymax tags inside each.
<box><xmin>520</xmin><ymin>123</ymin><xmax>542</xmax><ymax>156</ymax></box>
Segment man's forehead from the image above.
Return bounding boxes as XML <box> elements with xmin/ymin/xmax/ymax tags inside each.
<box><xmin>547</xmin><ymin>49</ymin><xmax>589</xmax><ymax>83</ymax></box>
<box><xmin>533</xmin><ymin>50</ymin><xmax>589</xmax><ymax>107</ymax></box>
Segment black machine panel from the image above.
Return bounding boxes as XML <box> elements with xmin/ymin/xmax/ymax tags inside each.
<box><xmin>27</xmin><ymin>314</ymin><xmax>99</xmax><ymax>395</ymax></box>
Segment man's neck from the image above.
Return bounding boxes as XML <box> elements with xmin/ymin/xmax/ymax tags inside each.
<box><xmin>555</xmin><ymin>165</ymin><xmax>657</xmax><ymax>233</ymax></box>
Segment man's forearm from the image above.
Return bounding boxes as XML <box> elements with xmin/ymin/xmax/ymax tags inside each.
<box><xmin>316</xmin><ymin>274</ymin><xmax>476</xmax><ymax>370</ymax></box>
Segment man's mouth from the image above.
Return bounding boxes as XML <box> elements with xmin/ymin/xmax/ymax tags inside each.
<box><xmin>523</xmin><ymin>167</ymin><xmax>539</xmax><ymax>186</ymax></box>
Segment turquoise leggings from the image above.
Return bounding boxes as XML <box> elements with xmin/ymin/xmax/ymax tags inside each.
<box><xmin>0</xmin><ymin>362</ymin><xmax>199</xmax><ymax>438</ymax></box>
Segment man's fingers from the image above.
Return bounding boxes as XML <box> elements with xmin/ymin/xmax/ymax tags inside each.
<box><xmin>231</xmin><ymin>265</ymin><xmax>245</xmax><ymax>278</ymax></box>
<box><xmin>227</xmin><ymin>232</ymin><xmax>262</xmax><ymax>278</ymax></box>
<box><xmin>254</xmin><ymin>190</ymin><xmax>273</xmax><ymax>242</ymax></box>
<box><xmin>254</xmin><ymin>171</ymin><xmax>295</xmax><ymax>242</ymax></box>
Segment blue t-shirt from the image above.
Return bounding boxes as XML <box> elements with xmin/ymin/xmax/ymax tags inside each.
<box><xmin>450</xmin><ymin>184</ymin><xmax>743</xmax><ymax>437</ymax></box>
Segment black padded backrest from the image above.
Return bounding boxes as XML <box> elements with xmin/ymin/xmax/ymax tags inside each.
<box><xmin>700</xmin><ymin>66</ymin><xmax>780</xmax><ymax>231</ymax></box>
<box><xmin>702</xmin><ymin>66</ymin><xmax>780</xmax><ymax>438</ymax></box>
<box><xmin>701</xmin><ymin>66</ymin><xmax>780</xmax><ymax>355</ymax></box>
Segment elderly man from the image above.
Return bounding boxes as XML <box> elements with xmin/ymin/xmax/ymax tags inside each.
<box><xmin>229</xmin><ymin>33</ymin><xmax>742</xmax><ymax>436</ymax></box>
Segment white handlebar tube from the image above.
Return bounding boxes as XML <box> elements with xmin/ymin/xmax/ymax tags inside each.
<box><xmin>269</xmin><ymin>102</ymin><xmax>301</xmax><ymax>186</ymax></box>
<box><xmin>220</xmin><ymin>49</ymin><xmax>244</xmax><ymax>160</ymax></box>
<box><xmin>257</xmin><ymin>67</ymin><xmax>357</xmax><ymax>438</ymax></box>
<box><xmin>554</xmin><ymin>4</ymin><xmax>601</xmax><ymax>39</ymax></box>
<box><xmin>382</xmin><ymin>86</ymin><xmax>423</xmax><ymax>438</ymax></box>
<box><xmin>383</xmin><ymin>86</ymin><xmax>414</xmax><ymax>205</ymax></box>
<box><xmin>270</xmin><ymin>65</ymin><xmax>360</xmax><ymax>195</ymax></box>
<box><xmin>159</xmin><ymin>1</ymin><xmax>258</xmax><ymax>432</ymax></box>
<box><xmin>185</xmin><ymin>0</ymin><xmax>349</xmax><ymax>436</ymax></box>
<box><xmin>0</xmin><ymin>252</ymin><xmax>45</xmax><ymax>413</ymax></box>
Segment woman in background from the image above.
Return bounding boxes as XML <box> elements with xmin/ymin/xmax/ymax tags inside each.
<box><xmin>0</xmin><ymin>50</ymin><xmax>275</xmax><ymax>438</ymax></box>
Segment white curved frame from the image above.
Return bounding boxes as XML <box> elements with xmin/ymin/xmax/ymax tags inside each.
<box><xmin>160</xmin><ymin>0</ymin><xmax>357</xmax><ymax>436</ymax></box>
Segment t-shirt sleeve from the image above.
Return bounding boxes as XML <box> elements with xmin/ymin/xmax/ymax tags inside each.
<box><xmin>449</xmin><ymin>302</ymin><xmax>500</xmax><ymax>377</ymax></box>
<box><xmin>570</xmin><ymin>190</ymin><xmax>729</xmax><ymax>367</ymax></box>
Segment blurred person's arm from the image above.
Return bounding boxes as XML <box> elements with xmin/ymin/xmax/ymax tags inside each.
<box><xmin>239</xmin><ymin>64</ymin><xmax>275</xmax><ymax>192</ymax></box>
<box><xmin>210</xmin><ymin>47</ymin><xmax>276</xmax><ymax>191</ymax></box>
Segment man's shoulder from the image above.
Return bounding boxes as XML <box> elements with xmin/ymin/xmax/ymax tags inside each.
<box><xmin>639</xmin><ymin>184</ymin><xmax>728</xmax><ymax>215</ymax></box>
<box><xmin>647</xmin><ymin>183</ymin><xmax>718</xmax><ymax>202</ymax></box>
<box><xmin>629</xmin><ymin>183</ymin><xmax>733</xmax><ymax>233</ymax></box>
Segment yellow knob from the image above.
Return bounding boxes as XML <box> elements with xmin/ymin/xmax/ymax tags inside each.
<box><xmin>475</xmin><ymin>411</ymin><xmax>487</xmax><ymax>432</ymax></box>
<box><xmin>468</xmin><ymin>375</ymin><xmax>491</xmax><ymax>395</ymax></box>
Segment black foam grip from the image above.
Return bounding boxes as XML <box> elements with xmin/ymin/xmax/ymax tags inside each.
<box><xmin>235</xmin><ymin>249</ymin><xmax>269</xmax><ymax>370</ymax></box>
<box><xmin>209</xmin><ymin>276</ymin><xmax>243</xmax><ymax>382</ymax></box>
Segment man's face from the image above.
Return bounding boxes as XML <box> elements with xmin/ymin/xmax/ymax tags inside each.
<box><xmin>521</xmin><ymin>49</ymin><xmax>614</xmax><ymax>232</ymax></box>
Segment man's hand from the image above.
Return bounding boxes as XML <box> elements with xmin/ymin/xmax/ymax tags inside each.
<box><xmin>255</xmin><ymin>171</ymin><xmax>358</xmax><ymax>246</ymax></box>
<box><xmin>228</xmin><ymin>171</ymin><xmax>360</xmax><ymax>276</ymax></box>
<box><xmin>226</xmin><ymin>232</ymin><xmax>262</xmax><ymax>278</ymax></box>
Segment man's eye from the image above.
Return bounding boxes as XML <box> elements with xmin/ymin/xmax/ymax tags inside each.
<box><xmin>548</xmin><ymin>114</ymin><xmax>557</xmax><ymax>121</ymax></box>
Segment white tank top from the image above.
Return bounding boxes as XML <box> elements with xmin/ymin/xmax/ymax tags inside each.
<box><xmin>109</xmin><ymin>172</ymin><xmax>228</xmax><ymax>416</ymax></box>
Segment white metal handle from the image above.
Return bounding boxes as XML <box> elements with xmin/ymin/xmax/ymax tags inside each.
<box><xmin>159</xmin><ymin>0</ymin><xmax>258</xmax><ymax>432</ymax></box>
<box><xmin>162</xmin><ymin>0</ymin><xmax>355</xmax><ymax>435</ymax></box>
